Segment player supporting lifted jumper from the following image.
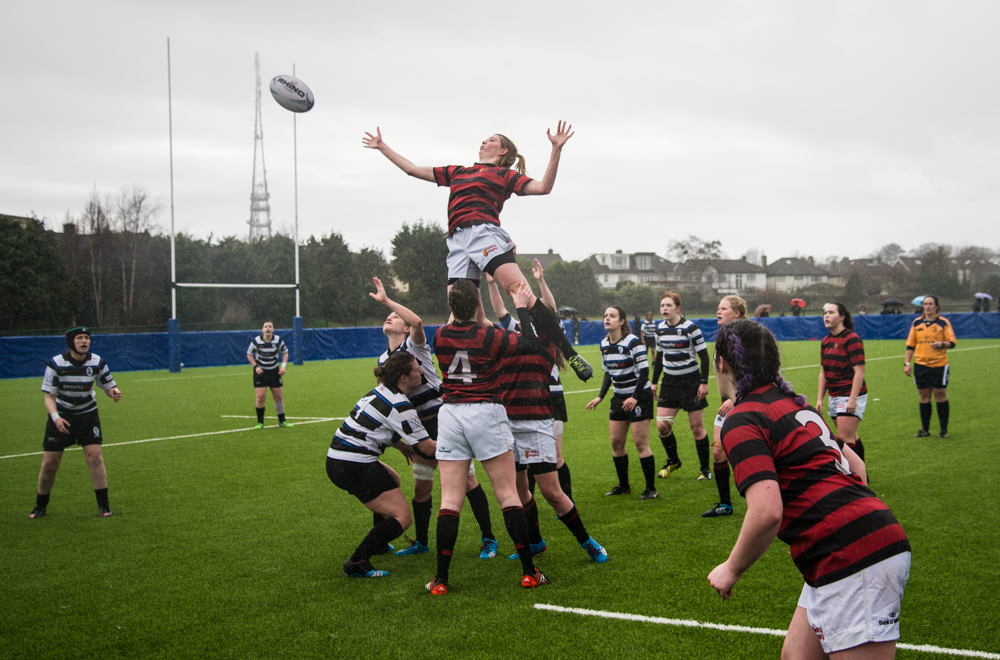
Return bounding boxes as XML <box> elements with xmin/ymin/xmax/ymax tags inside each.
<box><xmin>328</xmin><ymin>352</ymin><xmax>438</xmax><ymax>579</ymax></box>
<box><xmin>486</xmin><ymin>273</ymin><xmax>608</xmax><ymax>564</ymax></box>
<box><xmin>362</xmin><ymin>123</ymin><xmax>592</xmax><ymax>381</ymax></box>
<box><xmin>427</xmin><ymin>280</ymin><xmax>550</xmax><ymax>595</ymax></box>
<box><xmin>369</xmin><ymin>277</ymin><xmax>499</xmax><ymax>559</ymax></box>
<box><xmin>586</xmin><ymin>306</ymin><xmax>658</xmax><ymax>500</ymax></box>
<box><xmin>31</xmin><ymin>327</ymin><xmax>123</xmax><ymax>519</ymax></box>
<box><xmin>708</xmin><ymin>320</ymin><xmax>910</xmax><ymax>659</ymax></box>
<box><xmin>247</xmin><ymin>321</ymin><xmax>291</xmax><ymax>429</ymax></box>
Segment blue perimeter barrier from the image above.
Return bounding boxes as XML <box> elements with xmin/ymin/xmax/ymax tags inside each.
<box><xmin>4</xmin><ymin>313</ymin><xmax>998</xmax><ymax>380</ymax></box>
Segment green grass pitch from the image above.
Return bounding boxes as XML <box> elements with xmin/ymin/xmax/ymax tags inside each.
<box><xmin>1</xmin><ymin>339</ymin><xmax>999</xmax><ymax>659</ymax></box>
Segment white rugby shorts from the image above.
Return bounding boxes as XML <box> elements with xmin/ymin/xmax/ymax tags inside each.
<box><xmin>798</xmin><ymin>552</ymin><xmax>911</xmax><ymax>654</ymax></box>
<box><xmin>436</xmin><ymin>402</ymin><xmax>514</xmax><ymax>462</ymax></box>
<box><xmin>827</xmin><ymin>394</ymin><xmax>868</xmax><ymax>420</ymax></box>
<box><xmin>552</xmin><ymin>420</ymin><xmax>565</xmax><ymax>437</ymax></box>
<box><xmin>509</xmin><ymin>419</ymin><xmax>557</xmax><ymax>465</ymax></box>
<box><xmin>446</xmin><ymin>224</ymin><xmax>514</xmax><ymax>281</ymax></box>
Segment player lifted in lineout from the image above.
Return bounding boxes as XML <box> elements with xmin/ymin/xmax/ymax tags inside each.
<box><xmin>362</xmin><ymin>122</ymin><xmax>593</xmax><ymax>382</ymax></box>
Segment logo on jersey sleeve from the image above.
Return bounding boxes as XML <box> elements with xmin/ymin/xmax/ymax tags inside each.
<box><xmin>402</xmin><ymin>417</ymin><xmax>426</xmax><ymax>438</ymax></box>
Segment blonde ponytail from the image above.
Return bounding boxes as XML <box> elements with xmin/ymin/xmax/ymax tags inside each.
<box><xmin>497</xmin><ymin>134</ymin><xmax>527</xmax><ymax>175</ymax></box>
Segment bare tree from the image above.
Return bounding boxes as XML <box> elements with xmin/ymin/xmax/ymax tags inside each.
<box><xmin>873</xmin><ymin>243</ymin><xmax>905</xmax><ymax>265</ymax></box>
<box><xmin>667</xmin><ymin>235</ymin><xmax>724</xmax><ymax>262</ymax></box>
<box><xmin>111</xmin><ymin>186</ymin><xmax>161</xmax><ymax>324</ymax></box>
<box><xmin>81</xmin><ymin>188</ymin><xmax>111</xmax><ymax>326</ymax></box>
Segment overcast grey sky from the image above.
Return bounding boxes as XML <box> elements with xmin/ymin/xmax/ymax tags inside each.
<box><xmin>3</xmin><ymin>1</ymin><xmax>998</xmax><ymax>263</ymax></box>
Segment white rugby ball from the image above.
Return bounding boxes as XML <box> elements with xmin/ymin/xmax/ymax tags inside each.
<box><xmin>269</xmin><ymin>75</ymin><xmax>315</xmax><ymax>113</ymax></box>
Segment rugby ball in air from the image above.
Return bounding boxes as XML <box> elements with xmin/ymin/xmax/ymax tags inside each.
<box><xmin>269</xmin><ymin>75</ymin><xmax>315</xmax><ymax>113</ymax></box>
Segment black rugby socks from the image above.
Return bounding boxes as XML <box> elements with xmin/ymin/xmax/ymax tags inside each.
<box><xmin>919</xmin><ymin>402</ymin><xmax>932</xmax><ymax>431</ymax></box>
<box><xmin>937</xmin><ymin>401</ymin><xmax>950</xmax><ymax>433</ymax></box>
<box><xmin>466</xmin><ymin>485</ymin><xmax>494</xmax><ymax>540</ymax></box>
<box><xmin>612</xmin><ymin>454</ymin><xmax>629</xmax><ymax>488</ymax></box>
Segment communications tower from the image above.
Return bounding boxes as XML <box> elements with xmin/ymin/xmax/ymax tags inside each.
<box><xmin>249</xmin><ymin>53</ymin><xmax>272</xmax><ymax>241</ymax></box>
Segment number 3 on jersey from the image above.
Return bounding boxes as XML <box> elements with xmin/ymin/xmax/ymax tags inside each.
<box><xmin>795</xmin><ymin>409</ymin><xmax>851</xmax><ymax>475</ymax></box>
<box><xmin>446</xmin><ymin>350</ymin><xmax>476</xmax><ymax>384</ymax></box>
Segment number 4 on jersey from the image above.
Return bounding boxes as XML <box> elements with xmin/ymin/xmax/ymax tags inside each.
<box><xmin>446</xmin><ymin>350</ymin><xmax>476</xmax><ymax>384</ymax></box>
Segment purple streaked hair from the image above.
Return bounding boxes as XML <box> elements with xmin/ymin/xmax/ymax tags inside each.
<box><xmin>715</xmin><ymin>319</ymin><xmax>806</xmax><ymax>405</ymax></box>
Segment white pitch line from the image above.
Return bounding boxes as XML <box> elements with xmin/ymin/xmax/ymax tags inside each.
<box><xmin>220</xmin><ymin>415</ymin><xmax>337</xmax><ymax>420</ymax></box>
<box><xmin>534</xmin><ymin>604</ymin><xmax>1000</xmax><ymax>659</ymax></box>
<box><xmin>134</xmin><ymin>373</ymin><xmax>246</xmax><ymax>383</ymax></box>
<box><xmin>0</xmin><ymin>417</ymin><xmax>343</xmax><ymax>461</ymax></box>
<box><xmin>563</xmin><ymin>343</ymin><xmax>1000</xmax><ymax>393</ymax></box>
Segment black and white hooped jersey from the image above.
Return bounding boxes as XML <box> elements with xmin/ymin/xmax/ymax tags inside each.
<box><xmin>600</xmin><ymin>334</ymin><xmax>651</xmax><ymax>396</ymax></box>
<box><xmin>377</xmin><ymin>337</ymin><xmax>443</xmax><ymax>416</ymax></box>
<box><xmin>328</xmin><ymin>384</ymin><xmax>430</xmax><ymax>463</ymax></box>
<box><xmin>654</xmin><ymin>318</ymin><xmax>707</xmax><ymax>378</ymax></box>
<box><xmin>247</xmin><ymin>335</ymin><xmax>288</xmax><ymax>370</ymax></box>
<box><xmin>640</xmin><ymin>319</ymin><xmax>657</xmax><ymax>339</ymax></box>
<box><xmin>41</xmin><ymin>352</ymin><xmax>116</xmax><ymax>416</ymax></box>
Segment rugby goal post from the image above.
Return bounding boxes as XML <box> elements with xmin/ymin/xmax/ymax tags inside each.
<box><xmin>166</xmin><ymin>39</ymin><xmax>304</xmax><ymax>373</ymax></box>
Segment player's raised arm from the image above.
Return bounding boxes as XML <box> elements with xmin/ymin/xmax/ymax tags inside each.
<box><xmin>521</xmin><ymin>121</ymin><xmax>574</xmax><ymax>196</ymax></box>
<box><xmin>362</xmin><ymin>127</ymin><xmax>436</xmax><ymax>182</ymax></box>
<box><xmin>531</xmin><ymin>258</ymin><xmax>557</xmax><ymax>313</ymax></box>
<box><xmin>485</xmin><ymin>273</ymin><xmax>509</xmax><ymax>320</ymax></box>
<box><xmin>369</xmin><ymin>277</ymin><xmax>426</xmax><ymax>345</ymax></box>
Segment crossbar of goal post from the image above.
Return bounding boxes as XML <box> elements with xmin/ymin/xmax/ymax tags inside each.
<box><xmin>167</xmin><ymin>283</ymin><xmax>304</xmax><ymax>374</ymax></box>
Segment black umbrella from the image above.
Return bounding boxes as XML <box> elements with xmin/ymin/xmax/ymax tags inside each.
<box><xmin>881</xmin><ymin>298</ymin><xmax>904</xmax><ymax>306</ymax></box>
<box><xmin>558</xmin><ymin>306</ymin><xmax>578</xmax><ymax>315</ymax></box>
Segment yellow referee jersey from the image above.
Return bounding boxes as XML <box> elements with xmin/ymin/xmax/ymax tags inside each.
<box><xmin>905</xmin><ymin>315</ymin><xmax>956</xmax><ymax>368</ymax></box>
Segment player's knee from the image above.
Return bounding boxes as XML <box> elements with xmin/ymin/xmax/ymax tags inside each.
<box><xmin>413</xmin><ymin>479</ymin><xmax>433</xmax><ymax>500</ymax></box>
<box><xmin>692</xmin><ymin>424</ymin><xmax>706</xmax><ymax>437</ymax></box>
<box><xmin>656</xmin><ymin>420</ymin><xmax>673</xmax><ymax>435</ymax></box>
<box><xmin>712</xmin><ymin>445</ymin><xmax>726</xmax><ymax>463</ymax></box>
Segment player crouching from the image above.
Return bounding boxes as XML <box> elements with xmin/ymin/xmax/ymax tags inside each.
<box><xmin>325</xmin><ymin>353</ymin><xmax>437</xmax><ymax>578</ymax></box>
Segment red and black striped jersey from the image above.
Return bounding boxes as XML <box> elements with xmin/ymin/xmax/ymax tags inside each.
<box><xmin>820</xmin><ymin>330</ymin><xmax>867</xmax><ymax>398</ymax></box>
<box><xmin>433</xmin><ymin>164</ymin><xmax>532</xmax><ymax>235</ymax></box>
<box><xmin>434</xmin><ymin>320</ymin><xmax>537</xmax><ymax>405</ymax></box>
<box><xmin>721</xmin><ymin>384</ymin><xmax>909</xmax><ymax>587</ymax></box>
<box><xmin>499</xmin><ymin>334</ymin><xmax>556</xmax><ymax>421</ymax></box>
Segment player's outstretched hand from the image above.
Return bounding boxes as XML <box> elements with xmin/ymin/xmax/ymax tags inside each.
<box><xmin>546</xmin><ymin>120</ymin><xmax>575</xmax><ymax>148</ymax></box>
<box><xmin>585</xmin><ymin>397</ymin><xmax>603</xmax><ymax>410</ymax></box>
<box><xmin>109</xmin><ymin>388</ymin><xmax>122</xmax><ymax>403</ymax></box>
<box><xmin>531</xmin><ymin>258</ymin><xmax>545</xmax><ymax>282</ymax></box>
<box><xmin>707</xmin><ymin>562</ymin><xmax>740</xmax><ymax>600</ymax></box>
<box><xmin>362</xmin><ymin>127</ymin><xmax>383</xmax><ymax>149</ymax></box>
<box><xmin>369</xmin><ymin>276</ymin><xmax>390</xmax><ymax>304</ymax></box>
